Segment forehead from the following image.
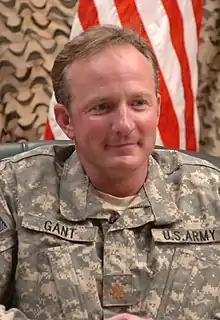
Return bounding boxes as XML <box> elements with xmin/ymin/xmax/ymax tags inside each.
<box><xmin>67</xmin><ymin>44</ymin><xmax>155</xmax><ymax>88</ymax></box>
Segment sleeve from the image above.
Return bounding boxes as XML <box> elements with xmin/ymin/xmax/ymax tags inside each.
<box><xmin>0</xmin><ymin>161</ymin><xmax>31</xmax><ymax>319</ymax></box>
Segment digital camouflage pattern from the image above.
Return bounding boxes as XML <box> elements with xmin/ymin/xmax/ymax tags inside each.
<box><xmin>0</xmin><ymin>0</ymin><xmax>220</xmax><ymax>157</ymax></box>
<box><xmin>1</xmin><ymin>145</ymin><xmax>220</xmax><ymax>319</ymax></box>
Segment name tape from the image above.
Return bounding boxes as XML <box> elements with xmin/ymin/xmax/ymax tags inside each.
<box><xmin>22</xmin><ymin>214</ymin><xmax>97</xmax><ymax>242</ymax></box>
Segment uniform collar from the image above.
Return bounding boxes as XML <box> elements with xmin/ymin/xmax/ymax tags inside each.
<box><xmin>108</xmin><ymin>155</ymin><xmax>182</xmax><ymax>231</ymax></box>
<box><xmin>143</xmin><ymin>155</ymin><xmax>182</xmax><ymax>226</ymax></box>
<box><xmin>59</xmin><ymin>152</ymin><xmax>182</xmax><ymax>227</ymax></box>
<box><xmin>59</xmin><ymin>151</ymin><xmax>89</xmax><ymax>221</ymax></box>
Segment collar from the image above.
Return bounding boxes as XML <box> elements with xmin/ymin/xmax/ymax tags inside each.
<box><xmin>143</xmin><ymin>155</ymin><xmax>182</xmax><ymax>226</ymax></box>
<box><xmin>59</xmin><ymin>152</ymin><xmax>182</xmax><ymax>227</ymax></box>
<box><xmin>59</xmin><ymin>151</ymin><xmax>89</xmax><ymax>221</ymax></box>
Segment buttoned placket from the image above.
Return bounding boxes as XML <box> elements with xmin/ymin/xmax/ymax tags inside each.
<box><xmin>58</xmin><ymin>151</ymin><xmax>183</xmax><ymax>319</ymax></box>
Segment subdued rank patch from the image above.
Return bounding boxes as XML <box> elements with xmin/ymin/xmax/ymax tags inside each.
<box><xmin>152</xmin><ymin>228</ymin><xmax>220</xmax><ymax>243</ymax></box>
<box><xmin>103</xmin><ymin>274</ymin><xmax>134</xmax><ymax>306</ymax></box>
<box><xmin>22</xmin><ymin>213</ymin><xmax>97</xmax><ymax>242</ymax></box>
<box><xmin>110</xmin><ymin>283</ymin><xmax>125</xmax><ymax>299</ymax></box>
<box><xmin>0</xmin><ymin>217</ymin><xmax>8</xmax><ymax>234</ymax></box>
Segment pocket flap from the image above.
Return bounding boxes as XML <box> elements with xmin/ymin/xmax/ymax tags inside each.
<box><xmin>22</xmin><ymin>213</ymin><xmax>97</xmax><ymax>242</ymax></box>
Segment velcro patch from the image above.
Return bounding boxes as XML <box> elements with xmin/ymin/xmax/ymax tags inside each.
<box><xmin>0</xmin><ymin>217</ymin><xmax>8</xmax><ymax>234</ymax></box>
<box><xmin>152</xmin><ymin>228</ymin><xmax>220</xmax><ymax>243</ymax></box>
<box><xmin>103</xmin><ymin>274</ymin><xmax>134</xmax><ymax>307</ymax></box>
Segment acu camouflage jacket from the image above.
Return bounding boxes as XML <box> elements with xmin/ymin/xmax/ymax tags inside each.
<box><xmin>0</xmin><ymin>145</ymin><xmax>220</xmax><ymax>320</ymax></box>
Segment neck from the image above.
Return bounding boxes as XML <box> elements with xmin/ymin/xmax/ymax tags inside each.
<box><xmin>86</xmin><ymin>163</ymin><xmax>148</xmax><ymax>197</ymax></box>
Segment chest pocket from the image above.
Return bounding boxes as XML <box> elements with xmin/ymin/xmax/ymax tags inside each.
<box><xmin>152</xmin><ymin>228</ymin><xmax>220</xmax><ymax>320</ymax></box>
<box><xmin>18</xmin><ymin>214</ymin><xmax>103</xmax><ymax>320</ymax></box>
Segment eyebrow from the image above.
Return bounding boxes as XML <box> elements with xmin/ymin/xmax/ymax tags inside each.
<box><xmin>130</xmin><ymin>92</ymin><xmax>154</xmax><ymax>104</ymax></box>
<box><xmin>88</xmin><ymin>96</ymin><xmax>111</xmax><ymax>105</ymax></box>
<box><xmin>86</xmin><ymin>91</ymin><xmax>154</xmax><ymax>107</ymax></box>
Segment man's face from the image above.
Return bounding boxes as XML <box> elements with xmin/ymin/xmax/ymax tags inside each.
<box><xmin>55</xmin><ymin>44</ymin><xmax>160</xmax><ymax>176</ymax></box>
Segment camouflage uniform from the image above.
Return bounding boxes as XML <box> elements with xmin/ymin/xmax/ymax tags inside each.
<box><xmin>1</xmin><ymin>144</ymin><xmax>220</xmax><ymax>320</ymax></box>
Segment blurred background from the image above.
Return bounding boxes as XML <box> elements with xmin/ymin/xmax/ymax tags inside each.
<box><xmin>0</xmin><ymin>0</ymin><xmax>219</xmax><ymax>155</ymax></box>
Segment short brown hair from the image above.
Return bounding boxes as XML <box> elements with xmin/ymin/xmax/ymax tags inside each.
<box><xmin>52</xmin><ymin>24</ymin><xmax>159</xmax><ymax>109</ymax></box>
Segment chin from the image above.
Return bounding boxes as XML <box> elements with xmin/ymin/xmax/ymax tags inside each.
<box><xmin>107</xmin><ymin>156</ymin><xmax>145</xmax><ymax>172</ymax></box>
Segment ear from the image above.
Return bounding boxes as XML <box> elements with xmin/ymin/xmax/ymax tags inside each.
<box><xmin>54</xmin><ymin>103</ymin><xmax>75</xmax><ymax>140</ymax></box>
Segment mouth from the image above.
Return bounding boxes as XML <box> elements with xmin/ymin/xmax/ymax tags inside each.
<box><xmin>108</xmin><ymin>143</ymin><xmax>137</xmax><ymax>148</ymax></box>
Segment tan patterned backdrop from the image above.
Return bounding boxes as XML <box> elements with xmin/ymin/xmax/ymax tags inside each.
<box><xmin>0</xmin><ymin>0</ymin><xmax>76</xmax><ymax>142</ymax></box>
<box><xmin>0</xmin><ymin>0</ymin><xmax>220</xmax><ymax>156</ymax></box>
<box><xmin>197</xmin><ymin>0</ymin><xmax>220</xmax><ymax>156</ymax></box>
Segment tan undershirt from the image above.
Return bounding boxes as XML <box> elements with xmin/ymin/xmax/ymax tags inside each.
<box><xmin>90</xmin><ymin>184</ymin><xmax>141</xmax><ymax>213</ymax></box>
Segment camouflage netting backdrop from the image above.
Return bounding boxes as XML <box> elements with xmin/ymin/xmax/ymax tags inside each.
<box><xmin>0</xmin><ymin>0</ymin><xmax>220</xmax><ymax>156</ymax></box>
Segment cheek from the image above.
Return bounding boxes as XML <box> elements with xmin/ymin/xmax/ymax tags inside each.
<box><xmin>74</xmin><ymin>118</ymin><xmax>107</xmax><ymax>142</ymax></box>
<box><xmin>138</xmin><ymin>112</ymin><xmax>158</xmax><ymax>134</ymax></box>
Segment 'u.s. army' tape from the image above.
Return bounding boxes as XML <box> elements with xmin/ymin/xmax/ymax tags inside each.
<box><xmin>152</xmin><ymin>228</ymin><xmax>220</xmax><ymax>243</ymax></box>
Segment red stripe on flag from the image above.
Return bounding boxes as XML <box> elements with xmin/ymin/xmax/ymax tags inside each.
<box><xmin>161</xmin><ymin>0</ymin><xmax>197</xmax><ymax>151</ymax></box>
<box><xmin>113</xmin><ymin>0</ymin><xmax>180</xmax><ymax>148</ymax></box>
<box><xmin>78</xmin><ymin>0</ymin><xmax>100</xmax><ymax>30</ymax></box>
<box><xmin>192</xmin><ymin>0</ymin><xmax>203</xmax><ymax>42</ymax></box>
<box><xmin>44</xmin><ymin>119</ymin><xmax>55</xmax><ymax>140</ymax></box>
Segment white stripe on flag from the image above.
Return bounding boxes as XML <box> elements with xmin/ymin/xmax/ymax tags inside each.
<box><xmin>176</xmin><ymin>0</ymin><xmax>200</xmax><ymax>145</ymax></box>
<box><xmin>93</xmin><ymin>0</ymin><xmax>121</xmax><ymax>26</ymax></box>
<box><xmin>177</xmin><ymin>0</ymin><xmax>198</xmax><ymax>99</ymax></box>
<box><xmin>135</xmin><ymin>0</ymin><xmax>187</xmax><ymax>149</ymax></box>
<box><xmin>69</xmin><ymin>13</ymin><xmax>84</xmax><ymax>39</ymax></box>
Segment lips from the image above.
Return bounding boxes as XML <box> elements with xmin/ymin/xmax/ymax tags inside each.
<box><xmin>110</xmin><ymin>143</ymin><xmax>136</xmax><ymax>147</ymax></box>
<box><xmin>104</xmin><ymin>141</ymin><xmax>138</xmax><ymax>150</ymax></box>
<box><xmin>107</xmin><ymin>142</ymin><xmax>138</xmax><ymax>149</ymax></box>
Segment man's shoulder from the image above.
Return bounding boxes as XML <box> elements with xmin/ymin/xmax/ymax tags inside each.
<box><xmin>152</xmin><ymin>148</ymin><xmax>220</xmax><ymax>174</ymax></box>
<box><xmin>0</xmin><ymin>144</ymin><xmax>75</xmax><ymax>173</ymax></box>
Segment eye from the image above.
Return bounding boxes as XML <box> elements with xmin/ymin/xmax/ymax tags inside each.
<box><xmin>131</xmin><ymin>99</ymin><xmax>148</xmax><ymax>109</ymax></box>
<box><xmin>91</xmin><ymin>103</ymin><xmax>111</xmax><ymax>113</ymax></box>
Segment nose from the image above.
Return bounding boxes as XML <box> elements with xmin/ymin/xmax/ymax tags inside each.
<box><xmin>111</xmin><ymin>103</ymin><xmax>135</xmax><ymax>136</ymax></box>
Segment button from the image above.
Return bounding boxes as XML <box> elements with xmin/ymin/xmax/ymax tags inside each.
<box><xmin>109</xmin><ymin>212</ymin><xmax>120</xmax><ymax>224</ymax></box>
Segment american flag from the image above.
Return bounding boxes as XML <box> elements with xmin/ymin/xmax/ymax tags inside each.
<box><xmin>44</xmin><ymin>0</ymin><xmax>202</xmax><ymax>151</ymax></box>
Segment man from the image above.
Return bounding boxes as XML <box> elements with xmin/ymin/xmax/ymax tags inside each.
<box><xmin>0</xmin><ymin>25</ymin><xmax>220</xmax><ymax>320</ymax></box>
